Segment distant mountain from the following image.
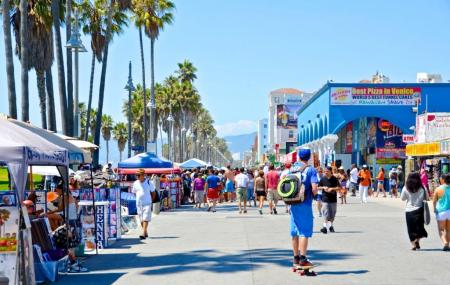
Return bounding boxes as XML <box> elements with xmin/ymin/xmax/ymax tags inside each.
<box><xmin>223</xmin><ymin>132</ymin><xmax>257</xmax><ymax>155</ymax></box>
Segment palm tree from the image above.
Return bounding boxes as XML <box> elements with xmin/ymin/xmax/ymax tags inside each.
<box><xmin>19</xmin><ymin>0</ymin><xmax>29</xmax><ymax>122</ymax></box>
<box><xmin>2</xmin><ymin>0</ymin><xmax>17</xmax><ymax>119</ymax></box>
<box><xmin>176</xmin><ymin>59</ymin><xmax>197</xmax><ymax>84</ymax></box>
<box><xmin>141</xmin><ymin>0</ymin><xmax>175</xmax><ymax>143</ymax></box>
<box><xmin>51</xmin><ymin>0</ymin><xmax>68</xmax><ymax>134</ymax></box>
<box><xmin>79</xmin><ymin>102</ymin><xmax>87</xmax><ymax>138</ymax></box>
<box><xmin>93</xmin><ymin>0</ymin><xmax>130</xmax><ymax>166</ymax></box>
<box><xmin>113</xmin><ymin>122</ymin><xmax>128</xmax><ymax>161</ymax></box>
<box><xmin>46</xmin><ymin>68</ymin><xmax>57</xmax><ymax>131</ymax></box>
<box><xmin>101</xmin><ymin>114</ymin><xmax>114</xmax><ymax>163</ymax></box>
<box><xmin>78</xmin><ymin>0</ymin><xmax>127</xmax><ymax>141</ymax></box>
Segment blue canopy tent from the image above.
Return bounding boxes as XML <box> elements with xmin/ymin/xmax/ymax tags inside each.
<box><xmin>179</xmin><ymin>158</ymin><xmax>209</xmax><ymax>169</ymax></box>
<box><xmin>118</xmin><ymin>152</ymin><xmax>180</xmax><ymax>174</ymax></box>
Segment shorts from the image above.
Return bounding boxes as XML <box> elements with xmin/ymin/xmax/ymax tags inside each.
<box><xmin>321</xmin><ymin>202</ymin><xmax>337</xmax><ymax>220</ymax></box>
<box><xmin>256</xmin><ymin>190</ymin><xmax>266</xmax><ymax>198</ymax></box>
<box><xmin>267</xmin><ymin>189</ymin><xmax>279</xmax><ymax>202</ymax></box>
<box><xmin>377</xmin><ymin>180</ymin><xmax>384</xmax><ymax>187</ymax></box>
<box><xmin>225</xmin><ymin>181</ymin><xmax>235</xmax><ymax>193</ymax></box>
<box><xmin>290</xmin><ymin>203</ymin><xmax>313</xmax><ymax>238</ymax></box>
<box><xmin>236</xmin><ymin>187</ymin><xmax>247</xmax><ymax>201</ymax></box>
<box><xmin>349</xmin><ymin>182</ymin><xmax>357</xmax><ymax>192</ymax></box>
<box><xmin>389</xmin><ymin>180</ymin><xmax>397</xmax><ymax>188</ymax></box>
<box><xmin>436</xmin><ymin>209</ymin><xmax>450</xmax><ymax>221</ymax></box>
<box><xmin>137</xmin><ymin>204</ymin><xmax>152</xmax><ymax>222</ymax></box>
<box><xmin>194</xmin><ymin>190</ymin><xmax>204</xmax><ymax>203</ymax></box>
<box><xmin>207</xmin><ymin>188</ymin><xmax>220</xmax><ymax>200</ymax></box>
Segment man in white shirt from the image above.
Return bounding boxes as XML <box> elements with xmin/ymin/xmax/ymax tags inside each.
<box><xmin>132</xmin><ymin>169</ymin><xmax>156</xmax><ymax>240</ymax></box>
<box><xmin>235</xmin><ymin>167</ymin><xmax>249</xmax><ymax>214</ymax></box>
<box><xmin>349</xmin><ymin>164</ymin><xmax>359</xmax><ymax>197</ymax></box>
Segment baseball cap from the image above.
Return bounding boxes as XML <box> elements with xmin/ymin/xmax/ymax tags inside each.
<box><xmin>298</xmin><ymin>148</ymin><xmax>311</xmax><ymax>161</ymax></box>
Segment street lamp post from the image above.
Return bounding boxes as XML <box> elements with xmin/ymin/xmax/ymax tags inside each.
<box><xmin>66</xmin><ymin>3</ymin><xmax>87</xmax><ymax>138</ymax></box>
<box><xmin>124</xmin><ymin>61</ymin><xmax>135</xmax><ymax>158</ymax></box>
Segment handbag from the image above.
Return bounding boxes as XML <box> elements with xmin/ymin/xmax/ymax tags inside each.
<box><xmin>423</xmin><ymin>189</ymin><xmax>430</xmax><ymax>225</ymax></box>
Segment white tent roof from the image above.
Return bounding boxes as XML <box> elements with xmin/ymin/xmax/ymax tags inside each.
<box><xmin>179</xmin><ymin>158</ymin><xmax>209</xmax><ymax>169</ymax></box>
<box><xmin>6</xmin><ymin>118</ymin><xmax>85</xmax><ymax>164</ymax></box>
<box><xmin>28</xmin><ymin>166</ymin><xmax>74</xmax><ymax>176</ymax></box>
<box><xmin>55</xmin><ymin>133</ymin><xmax>99</xmax><ymax>149</ymax></box>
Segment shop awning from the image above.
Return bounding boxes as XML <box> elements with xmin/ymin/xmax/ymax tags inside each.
<box><xmin>118</xmin><ymin>168</ymin><xmax>181</xmax><ymax>175</ymax></box>
<box><xmin>118</xmin><ymin>152</ymin><xmax>173</xmax><ymax>169</ymax></box>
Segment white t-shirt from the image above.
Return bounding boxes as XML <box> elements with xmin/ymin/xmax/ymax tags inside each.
<box><xmin>350</xmin><ymin>168</ymin><xmax>359</xmax><ymax>183</ymax></box>
<box><xmin>235</xmin><ymin>173</ymin><xmax>249</xmax><ymax>188</ymax></box>
<box><xmin>132</xmin><ymin>179</ymin><xmax>155</xmax><ymax>206</ymax></box>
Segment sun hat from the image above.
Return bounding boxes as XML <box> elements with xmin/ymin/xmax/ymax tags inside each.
<box><xmin>136</xmin><ymin>168</ymin><xmax>145</xmax><ymax>176</ymax></box>
<box><xmin>397</xmin><ymin>165</ymin><xmax>402</xmax><ymax>169</ymax></box>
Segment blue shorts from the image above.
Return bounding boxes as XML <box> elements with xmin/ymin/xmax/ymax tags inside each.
<box><xmin>290</xmin><ymin>203</ymin><xmax>314</xmax><ymax>238</ymax></box>
<box><xmin>225</xmin><ymin>181</ymin><xmax>235</xmax><ymax>193</ymax></box>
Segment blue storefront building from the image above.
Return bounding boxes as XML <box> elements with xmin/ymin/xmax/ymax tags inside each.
<box><xmin>296</xmin><ymin>82</ymin><xmax>450</xmax><ymax>172</ymax></box>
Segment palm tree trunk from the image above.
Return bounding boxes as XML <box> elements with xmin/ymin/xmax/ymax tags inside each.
<box><xmin>119</xmin><ymin>151</ymin><xmax>122</xmax><ymax>162</ymax></box>
<box><xmin>19</xmin><ymin>0</ymin><xmax>29</xmax><ymax>122</ymax></box>
<box><xmin>106</xmin><ymin>139</ymin><xmax>109</xmax><ymax>163</ymax></box>
<box><xmin>93</xmin><ymin>0</ymin><xmax>114</xmax><ymax>166</ymax></box>
<box><xmin>84</xmin><ymin>52</ymin><xmax>96</xmax><ymax>141</ymax></box>
<box><xmin>52</xmin><ymin>0</ymin><xmax>68</xmax><ymax>134</ymax></box>
<box><xmin>36</xmin><ymin>70</ymin><xmax>47</xmax><ymax>129</ymax></box>
<box><xmin>3</xmin><ymin>0</ymin><xmax>17</xmax><ymax>119</ymax></box>
<box><xmin>46</xmin><ymin>68</ymin><xmax>57</xmax><ymax>131</ymax></box>
<box><xmin>150</xmin><ymin>37</ymin><xmax>156</xmax><ymax>142</ymax></box>
<box><xmin>66</xmin><ymin>0</ymin><xmax>74</xmax><ymax>136</ymax></box>
<box><xmin>139</xmin><ymin>26</ymin><xmax>148</xmax><ymax>150</ymax></box>
<box><xmin>178</xmin><ymin>124</ymin><xmax>182</xmax><ymax>162</ymax></box>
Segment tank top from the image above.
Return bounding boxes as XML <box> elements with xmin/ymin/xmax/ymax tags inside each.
<box><xmin>255</xmin><ymin>177</ymin><xmax>265</xmax><ymax>191</ymax></box>
<box><xmin>436</xmin><ymin>185</ymin><xmax>450</xmax><ymax>213</ymax></box>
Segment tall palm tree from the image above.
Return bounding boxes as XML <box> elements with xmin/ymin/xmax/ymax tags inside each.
<box><xmin>101</xmin><ymin>114</ymin><xmax>114</xmax><ymax>163</ymax></box>
<box><xmin>113</xmin><ymin>122</ymin><xmax>128</xmax><ymax>161</ymax></box>
<box><xmin>141</xmin><ymin>0</ymin><xmax>175</xmax><ymax>143</ymax></box>
<box><xmin>176</xmin><ymin>59</ymin><xmax>197</xmax><ymax>84</ymax></box>
<box><xmin>78</xmin><ymin>0</ymin><xmax>127</xmax><ymax>141</ymax></box>
<box><xmin>66</xmin><ymin>0</ymin><xmax>74</xmax><ymax>135</ymax></box>
<box><xmin>51</xmin><ymin>0</ymin><xmax>68</xmax><ymax>134</ymax></box>
<box><xmin>19</xmin><ymin>0</ymin><xmax>29</xmax><ymax>122</ymax></box>
<box><xmin>93</xmin><ymin>0</ymin><xmax>130</xmax><ymax>166</ymax></box>
<box><xmin>46</xmin><ymin>68</ymin><xmax>57</xmax><ymax>131</ymax></box>
<box><xmin>2</xmin><ymin>0</ymin><xmax>17</xmax><ymax>119</ymax></box>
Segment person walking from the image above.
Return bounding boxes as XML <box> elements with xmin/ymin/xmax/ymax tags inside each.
<box><xmin>432</xmin><ymin>173</ymin><xmax>450</xmax><ymax>251</ymax></box>
<box><xmin>376</xmin><ymin>167</ymin><xmax>387</xmax><ymax>197</ymax></box>
<box><xmin>247</xmin><ymin>171</ymin><xmax>255</xmax><ymax>207</ymax></box>
<box><xmin>290</xmin><ymin>149</ymin><xmax>319</xmax><ymax>270</ymax></box>
<box><xmin>315</xmin><ymin>167</ymin><xmax>324</xmax><ymax>217</ymax></box>
<box><xmin>235</xmin><ymin>167</ymin><xmax>249</xmax><ymax>214</ymax></box>
<box><xmin>254</xmin><ymin>170</ymin><xmax>267</xmax><ymax>215</ymax></box>
<box><xmin>206</xmin><ymin>170</ymin><xmax>221</xmax><ymax>212</ymax></box>
<box><xmin>319</xmin><ymin>167</ymin><xmax>341</xmax><ymax>234</ymax></box>
<box><xmin>349</xmin><ymin>164</ymin><xmax>359</xmax><ymax>197</ymax></box>
<box><xmin>192</xmin><ymin>173</ymin><xmax>206</xmax><ymax>208</ymax></box>
<box><xmin>224</xmin><ymin>165</ymin><xmax>236</xmax><ymax>202</ymax></box>
<box><xmin>265</xmin><ymin>164</ymin><xmax>280</xmax><ymax>214</ymax></box>
<box><xmin>337</xmin><ymin>166</ymin><xmax>348</xmax><ymax>204</ymax></box>
<box><xmin>358</xmin><ymin>165</ymin><xmax>372</xmax><ymax>203</ymax></box>
<box><xmin>389</xmin><ymin>167</ymin><xmax>399</xmax><ymax>198</ymax></box>
<box><xmin>132</xmin><ymin>169</ymin><xmax>156</xmax><ymax>240</ymax></box>
<box><xmin>400</xmin><ymin>172</ymin><xmax>429</xmax><ymax>250</ymax></box>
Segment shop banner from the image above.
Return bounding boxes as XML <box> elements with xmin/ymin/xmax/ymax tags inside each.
<box><xmin>345</xmin><ymin>123</ymin><xmax>353</xmax><ymax>153</ymax></box>
<box><xmin>277</xmin><ymin>128</ymin><xmax>298</xmax><ymax>143</ymax></box>
<box><xmin>330</xmin><ymin>87</ymin><xmax>421</xmax><ymax>105</ymax></box>
<box><xmin>415</xmin><ymin>112</ymin><xmax>450</xmax><ymax>143</ymax></box>
<box><xmin>276</xmin><ymin>105</ymin><xmax>302</xmax><ymax>129</ymax></box>
<box><xmin>0</xmin><ymin>203</ymin><xmax>19</xmax><ymax>284</ymax></box>
<box><xmin>376</xmin><ymin>118</ymin><xmax>406</xmax><ymax>159</ymax></box>
<box><xmin>376</xmin><ymin>148</ymin><xmax>406</xmax><ymax>159</ymax></box>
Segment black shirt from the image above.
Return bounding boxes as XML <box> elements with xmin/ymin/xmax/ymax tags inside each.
<box><xmin>319</xmin><ymin>175</ymin><xmax>339</xmax><ymax>203</ymax></box>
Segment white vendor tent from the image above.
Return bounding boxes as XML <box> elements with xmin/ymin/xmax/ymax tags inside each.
<box><xmin>179</xmin><ymin>158</ymin><xmax>209</xmax><ymax>169</ymax></box>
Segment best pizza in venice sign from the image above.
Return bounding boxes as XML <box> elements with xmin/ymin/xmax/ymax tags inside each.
<box><xmin>330</xmin><ymin>87</ymin><xmax>421</xmax><ymax>106</ymax></box>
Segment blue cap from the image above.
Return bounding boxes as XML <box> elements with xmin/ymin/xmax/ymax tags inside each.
<box><xmin>299</xmin><ymin>148</ymin><xmax>311</xmax><ymax>161</ymax></box>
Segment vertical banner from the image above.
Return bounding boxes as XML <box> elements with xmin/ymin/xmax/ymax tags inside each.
<box><xmin>345</xmin><ymin>122</ymin><xmax>353</xmax><ymax>153</ymax></box>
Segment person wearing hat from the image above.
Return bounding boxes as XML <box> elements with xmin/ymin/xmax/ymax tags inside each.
<box><xmin>290</xmin><ymin>148</ymin><xmax>319</xmax><ymax>270</ymax></box>
<box><xmin>132</xmin><ymin>169</ymin><xmax>156</xmax><ymax>239</ymax></box>
<box><xmin>358</xmin><ymin>165</ymin><xmax>372</xmax><ymax>203</ymax></box>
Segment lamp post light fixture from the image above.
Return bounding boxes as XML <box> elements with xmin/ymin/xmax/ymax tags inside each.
<box><xmin>66</xmin><ymin>3</ymin><xmax>87</xmax><ymax>138</ymax></box>
<box><xmin>124</xmin><ymin>61</ymin><xmax>135</xmax><ymax>158</ymax></box>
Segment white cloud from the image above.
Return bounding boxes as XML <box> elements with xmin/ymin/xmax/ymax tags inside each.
<box><xmin>215</xmin><ymin>120</ymin><xmax>257</xmax><ymax>137</ymax></box>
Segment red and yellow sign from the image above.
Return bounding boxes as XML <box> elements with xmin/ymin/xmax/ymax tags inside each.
<box><xmin>405</xmin><ymin>142</ymin><xmax>441</xmax><ymax>157</ymax></box>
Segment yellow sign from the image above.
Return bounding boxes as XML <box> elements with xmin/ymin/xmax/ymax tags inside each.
<box><xmin>406</xmin><ymin>142</ymin><xmax>441</xmax><ymax>157</ymax></box>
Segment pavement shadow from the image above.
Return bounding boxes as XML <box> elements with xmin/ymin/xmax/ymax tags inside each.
<box><xmin>54</xmin><ymin>273</ymin><xmax>125</xmax><ymax>285</ymax></box>
<box><xmin>318</xmin><ymin>270</ymin><xmax>369</xmax><ymax>276</ymax></box>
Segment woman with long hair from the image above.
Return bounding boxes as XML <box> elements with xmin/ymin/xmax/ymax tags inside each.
<box><xmin>376</xmin><ymin>167</ymin><xmax>386</xmax><ymax>197</ymax></box>
<box><xmin>432</xmin><ymin>173</ymin><xmax>450</xmax><ymax>251</ymax></box>
<box><xmin>254</xmin><ymin>170</ymin><xmax>266</xmax><ymax>215</ymax></box>
<box><xmin>400</xmin><ymin>172</ymin><xmax>429</xmax><ymax>250</ymax></box>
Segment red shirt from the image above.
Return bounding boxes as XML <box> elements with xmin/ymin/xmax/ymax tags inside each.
<box><xmin>266</xmin><ymin>171</ymin><xmax>280</xmax><ymax>189</ymax></box>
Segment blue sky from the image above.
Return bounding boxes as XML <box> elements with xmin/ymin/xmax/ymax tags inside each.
<box><xmin>2</xmin><ymin>0</ymin><xmax>450</xmax><ymax>138</ymax></box>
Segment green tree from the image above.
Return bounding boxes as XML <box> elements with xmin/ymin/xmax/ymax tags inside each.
<box><xmin>2</xmin><ymin>0</ymin><xmax>17</xmax><ymax>119</ymax></box>
<box><xmin>101</xmin><ymin>114</ymin><xmax>114</xmax><ymax>163</ymax></box>
<box><xmin>113</xmin><ymin>122</ymin><xmax>128</xmax><ymax>161</ymax></box>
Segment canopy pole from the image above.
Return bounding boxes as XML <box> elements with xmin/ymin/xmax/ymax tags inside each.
<box><xmin>29</xmin><ymin>165</ymin><xmax>34</xmax><ymax>191</ymax></box>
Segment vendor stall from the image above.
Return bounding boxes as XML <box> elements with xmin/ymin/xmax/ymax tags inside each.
<box><xmin>179</xmin><ymin>158</ymin><xmax>209</xmax><ymax>169</ymax></box>
<box><xmin>0</xmin><ymin>118</ymin><xmax>70</xmax><ymax>285</ymax></box>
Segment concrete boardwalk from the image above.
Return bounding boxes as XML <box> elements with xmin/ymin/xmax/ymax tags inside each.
<box><xmin>55</xmin><ymin>196</ymin><xmax>449</xmax><ymax>285</ymax></box>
